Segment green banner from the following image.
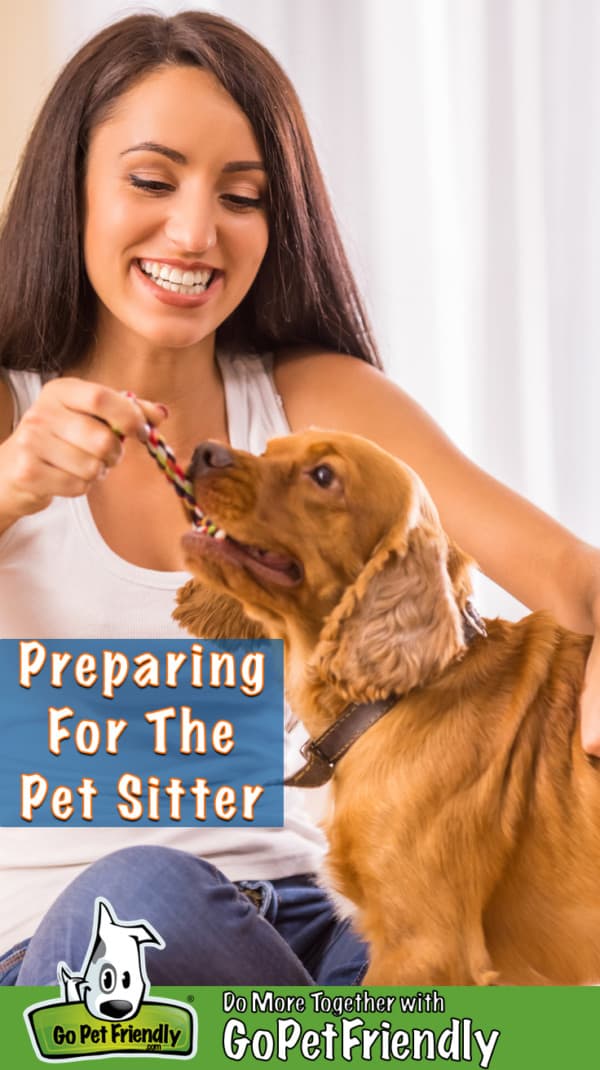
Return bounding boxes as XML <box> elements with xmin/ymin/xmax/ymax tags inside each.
<box><xmin>2</xmin><ymin>984</ymin><xmax>600</xmax><ymax>1068</ymax></box>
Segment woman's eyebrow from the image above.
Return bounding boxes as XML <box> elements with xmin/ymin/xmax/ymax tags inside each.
<box><xmin>120</xmin><ymin>141</ymin><xmax>265</xmax><ymax>172</ymax></box>
<box><xmin>222</xmin><ymin>160</ymin><xmax>266</xmax><ymax>173</ymax></box>
<box><xmin>120</xmin><ymin>141</ymin><xmax>187</xmax><ymax>164</ymax></box>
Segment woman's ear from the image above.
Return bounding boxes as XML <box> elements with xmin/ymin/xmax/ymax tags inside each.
<box><xmin>312</xmin><ymin>518</ymin><xmax>466</xmax><ymax>703</ymax></box>
<box><xmin>173</xmin><ymin>580</ymin><xmax>266</xmax><ymax>639</ymax></box>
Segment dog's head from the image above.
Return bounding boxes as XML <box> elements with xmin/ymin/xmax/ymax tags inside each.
<box><xmin>176</xmin><ymin>430</ymin><xmax>475</xmax><ymax>702</ymax></box>
<box><xmin>58</xmin><ymin>898</ymin><xmax>163</xmax><ymax>1021</ymax></box>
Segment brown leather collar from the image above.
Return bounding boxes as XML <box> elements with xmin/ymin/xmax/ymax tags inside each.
<box><xmin>285</xmin><ymin>601</ymin><xmax>486</xmax><ymax>789</ymax></box>
<box><xmin>285</xmin><ymin>696</ymin><xmax>398</xmax><ymax>787</ymax></box>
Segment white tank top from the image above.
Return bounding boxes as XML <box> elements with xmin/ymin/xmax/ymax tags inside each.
<box><xmin>0</xmin><ymin>354</ymin><xmax>326</xmax><ymax>951</ymax></box>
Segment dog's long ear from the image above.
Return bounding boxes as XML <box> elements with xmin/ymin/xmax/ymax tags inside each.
<box><xmin>174</xmin><ymin>580</ymin><xmax>266</xmax><ymax>639</ymax></box>
<box><xmin>312</xmin><ymin>515</ymin><xmax>469</xmax><ymax>704</ymax></box>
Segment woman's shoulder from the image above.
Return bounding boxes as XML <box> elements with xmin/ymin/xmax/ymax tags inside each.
<box><xmin>274</xmin><ymin>343</ymin><xmax>381</xmax><ymax>407</ymax></box>
<box><xmin>274</xmin><ymin>345</ymin><xmax>375</xmax><ymax>380</ymax></box>
<box><xmin>272</xmin><ymin>345</ymin><xmax>411</xmax><ymax>438</ymax></box>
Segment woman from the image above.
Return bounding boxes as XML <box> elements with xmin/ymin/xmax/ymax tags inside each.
<box><xmin>0</xmin><ymin>11</ymin><xmax>598</xmax><ymax>986</ymax></box>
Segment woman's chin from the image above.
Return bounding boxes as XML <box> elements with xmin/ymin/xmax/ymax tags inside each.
<box><xmin>106</xmin><ymin>306</ymin><xmax>218</xmax><ymax>353</ymax></box>
<box><xmin>133</xmin><ymin>323</ymin><xmax>216</xmax><ymax>351</ymax></box>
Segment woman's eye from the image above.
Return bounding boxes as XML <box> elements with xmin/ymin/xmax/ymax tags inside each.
<box><xmin>222</xmin><ymin>194</ymin><xmax>264</xmax><ymax>211</ymax></box>
<box><xmin>309</xmin><ymin>464</ymin><xmax>336</xmax><ymax>488</ymax></box>
<box><xmin>128</xmin><ymin>174</ymin><xmax>174</xmax><ymax>193</ymax></box>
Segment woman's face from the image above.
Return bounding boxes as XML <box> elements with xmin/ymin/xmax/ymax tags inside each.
<box><xmin>83</xmin><ymin>65</ymin><xmax>269</xmax><ymax>352</ymax></box>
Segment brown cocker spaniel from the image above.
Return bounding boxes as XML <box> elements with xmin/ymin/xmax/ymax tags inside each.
<box><xmin>175</xmin><ymin>430</ymin><xmax>597</xmax><ymax>985</ymax></box>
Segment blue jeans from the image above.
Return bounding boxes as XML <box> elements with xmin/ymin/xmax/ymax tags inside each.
<box><xmin>0</xmin><ymin>846</ymin><xmax>367</xmax><ymax>986</ymax></box>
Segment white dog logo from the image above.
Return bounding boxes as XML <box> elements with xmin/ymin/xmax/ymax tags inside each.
<box><xmin>57</xmin><ymin>897</ymin><xmax>164</xmax><ymax>1021</ymax></box>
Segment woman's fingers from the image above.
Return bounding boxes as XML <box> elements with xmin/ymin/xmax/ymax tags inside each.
<box><xmin>0</xmin><ymin>377</ymin><xmax>170</xmax><ymax>531</ymax></box>
<box><xmin>121</xmin><ymin>391</ymin><xmax>169</xmax><ymax>436</ymax></box>
<box><xmin>21</xmin><ymin>408</ymin><xmax>124</xmax><ymax>468</ymax></box>
<box><xmin>43</xmin><ymin>378</ymin><xmax>168</xmax><ymax>442</ymax></box>
<box><xmin>21</xmin><ymin>423</ymin><xmax>116</xmax><ymax>485</ymax></box>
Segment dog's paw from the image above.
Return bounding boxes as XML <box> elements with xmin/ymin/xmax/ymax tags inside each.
<box><xmin>173</xmin><ymin>580</ymin><xmax>266</xmax><ymax>639</ymax></box>
<box><xmin>474</xmin><ymin>967</ymin><xmax>501</xmax><ymax>986</ymax></box>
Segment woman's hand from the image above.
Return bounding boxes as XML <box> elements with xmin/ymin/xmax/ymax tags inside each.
<box><xmin>0</xmin><ymin>377</ymin><xmax>167</xmax><ymax>533</ymax></box>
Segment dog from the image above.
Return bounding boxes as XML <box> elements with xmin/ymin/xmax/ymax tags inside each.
<box><xmin>58</xmin><ymin>897</ymin><xmax>163</xmax><ymax>1019</ymax></box>
<box><xmin>174</xmin><ymin>429</ymin><xmax>598</xmax><ymax>985</ymax></box>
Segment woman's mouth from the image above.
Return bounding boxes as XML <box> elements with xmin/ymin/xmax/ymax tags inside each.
<box><xmin>137</xmin><ymin>259</ymin><xmax>216</xmax><ymax>296</ymax></box>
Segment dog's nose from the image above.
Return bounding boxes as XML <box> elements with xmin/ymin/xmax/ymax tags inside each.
<box><xmin>99</xmin><ymin>999</ymin><xmax>134</xmax><ymax>1019</ymax></box>
<box><xmin>188</xmin><ymin>441</ymin><xmax>235</xmax><ymax>480</ymax></box>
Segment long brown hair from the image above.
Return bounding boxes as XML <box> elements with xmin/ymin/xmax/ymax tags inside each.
<box><xmin>0</xmin><ymin>11</ymin><xmax>382</xmax><ymax>374</ymax></box>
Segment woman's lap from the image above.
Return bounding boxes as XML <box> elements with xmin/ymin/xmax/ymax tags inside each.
<box><xmin>1</xmin><ymin>845</ymin><xmax>367</xmax><ymax>986</ymax></box>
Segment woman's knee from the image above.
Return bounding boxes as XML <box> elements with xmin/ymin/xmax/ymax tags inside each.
<box><xmin>17</xmin><ymin>847</ymin><xmax>237</xmax><ymax>985</ymax></box>
<box><xmin>77</xmin><ymin>845</ymin><xmax>226</xmax><ymax>891</ymax></box>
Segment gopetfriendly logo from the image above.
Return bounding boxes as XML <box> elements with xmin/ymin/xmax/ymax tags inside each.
<box><xmin>24</xmin><ymin>898</ymin><xmax>197</xmax><ymax>1061</ymax></box>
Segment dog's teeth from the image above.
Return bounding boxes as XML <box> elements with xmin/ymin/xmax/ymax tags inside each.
<box><xmin>191</xmin><ymin>520</ymin><xmax>227</xmax><ymax>541</ymax></box>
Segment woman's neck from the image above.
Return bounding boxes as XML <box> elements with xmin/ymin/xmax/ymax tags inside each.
<box><xmin>75</xmin><ymin>327</ymin><xmax>228</xmax><ymax>456</ymax></box>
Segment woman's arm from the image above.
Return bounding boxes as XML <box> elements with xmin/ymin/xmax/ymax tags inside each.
<box><xmin>274</xmin><ymin>350</ymin><xmax>600</xmax><ymax>750</ymax></box>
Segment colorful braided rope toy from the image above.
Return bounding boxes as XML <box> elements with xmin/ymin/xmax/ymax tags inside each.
<box><xmin>110</xmin><ymin>392</ymin><xmax>225</xmax><ymax>538</ymax></box>
<box><xmin>144</xmin><ymin>425</ymin><xmax>225</xmax><ymax>539</ymax></box>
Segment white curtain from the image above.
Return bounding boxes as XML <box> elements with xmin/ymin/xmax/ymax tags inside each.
<box><xmin>5</xmin><ymin>0</ymin><xmax>600</xmax><ymax>618</ymax></box>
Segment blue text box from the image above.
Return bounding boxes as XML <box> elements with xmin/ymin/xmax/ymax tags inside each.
<box><xmin>0</xmin><ymin>639</ymin><xmax>284</xmax><ymax>826</ymax></box>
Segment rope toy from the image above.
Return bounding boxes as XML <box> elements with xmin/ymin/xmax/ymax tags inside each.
<box><xmin>144</xmin><ymin>426</ymin><xmax>224</xmax><ymax>538</ymax></box>
<box><xmin>108</xmin><ymin>393</ymin><xmax>226</xmax><ymax>538</ymax></box>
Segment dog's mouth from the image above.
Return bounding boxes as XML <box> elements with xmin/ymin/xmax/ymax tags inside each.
<box><xmin>182</xmin><ymin>526</ymin><xmax>304</xmax><ymax>588</ymax></box>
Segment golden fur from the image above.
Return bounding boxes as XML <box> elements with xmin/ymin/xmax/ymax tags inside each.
<box><xmin>175</xmin><ymin>430</ymin><xmax>597</xmax><ymax>985</ymax></box>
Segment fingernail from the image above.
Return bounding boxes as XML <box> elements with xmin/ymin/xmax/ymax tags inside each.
<box><xmin>124</xmin><ymin>391</ymin><xmax>137</xmax><ymax>401</ymax></box>
<box><xmin>137</xmin><ymin>422</ymin><xmax>152</xmax><ymax>443</ymax></box>
<box><xmin>156</xmin><ymin>403</ymin><xmax>169</xmax><ymax>418</ymax></box>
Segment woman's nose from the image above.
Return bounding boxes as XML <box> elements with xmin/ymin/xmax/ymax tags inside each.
<box><xmin>164</xmin><ymin>190</ymin><xmax>217</xmax><ymax>254</ymax></box>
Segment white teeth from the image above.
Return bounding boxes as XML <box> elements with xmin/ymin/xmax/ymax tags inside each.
<box><xmin>192</xmin><ymin>523</ymin><xmax>227</xmax><ymax>540</ymax></box>
<box><xmin>138</xmin><ymin>260</ymin><xmax>215</xmax><ymax>295</ymax></box>
<box><xmin>140</xmin><ymin>260</ymin><xmax>213</xmax><ymax>285</ymax></box>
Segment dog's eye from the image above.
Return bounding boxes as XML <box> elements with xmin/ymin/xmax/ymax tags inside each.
<box><xmin>122</xmin><ymin>971</ymin><xmax>131</xmax><ymax>989</ymax></box>
<box><xmin>99</xmin><ymin>964</ymin><xmax>116</xmax><ymax>993</ymax></box>
<box><xmin>309</xmin><ymin>464</ymin><xmax>336</xmax><ymax>488</ymax></box>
